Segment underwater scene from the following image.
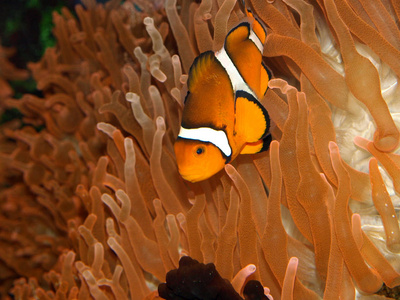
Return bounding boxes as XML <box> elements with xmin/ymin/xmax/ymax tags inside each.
<box><xmin>0</xmin><ymin>0</ymin><xmax>400</xmax><ymax>299</ymax></box>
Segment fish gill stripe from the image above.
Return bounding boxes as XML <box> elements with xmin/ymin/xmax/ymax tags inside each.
<box><xmin>178</xmin><ymin>126</ymin><xmax>232</xmax><ymax>157</ymax></box>
<box><xmin>214</xmin><ymin>47</ymin><xmax>257</xmax><ymax>98</ymax></box>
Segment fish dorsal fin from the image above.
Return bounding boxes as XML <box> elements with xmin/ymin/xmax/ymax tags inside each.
<box><xmin>260</xmin><ymin>61</ymin><xmax>272</xmax><ymax>96</ymax></box>
<box><xmin>187</xmin><ymin>51</ymin><xmax>231</xmax><ymax>93</ymax></box>
<box><xmin>235</xmin><ymin>90</ymin><xmax>269</xmax><ymax>143</ymax></box>
<box><xmin>183</xmin><ymin>50</ymin><xmax>234</xmax><ymax>131</ymax></box>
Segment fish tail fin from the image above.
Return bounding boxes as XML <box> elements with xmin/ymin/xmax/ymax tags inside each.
<box><xmin>246</xmin><ymin>8</ymin><xmax>266</xmax><ymax>45</ymax></box>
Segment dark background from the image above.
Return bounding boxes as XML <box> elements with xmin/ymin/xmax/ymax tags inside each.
<box><xmin>0</xmin><ymin>0</ymin><xmax>83</xmax><ymax>69</ymax></box>
<box><xmin>0</xmin><ymin>0</ymin><xmax>109</xmax><ymax>97</ymax></box>
<box><xmin>0</xmin><ymin>0</ymin><xmax>110</xmax><ymax>124</ymax></box>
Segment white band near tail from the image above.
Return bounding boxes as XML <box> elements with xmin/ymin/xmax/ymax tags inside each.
<box><xmin>215</xmin><ymin>47</ymin><xmax>256</xmax><ymax>99</ymax></box>
<box><xmin>249</xmin><ymin>30</ymin><xmax>263</xmax><ymax>53</ymax></box>
<box><xmin>215</xmin><ymin>28</ymin><xmax>264</xmax><ymax>99</ymax></box>
<box><xmin>178</xmin><ymin>126</ymin><xmax>232</xmax><ymax>157</ymax></box>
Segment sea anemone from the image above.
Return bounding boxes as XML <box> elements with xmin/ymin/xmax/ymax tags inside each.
<box><xmin>0</xmin><ymin>0</ymin><xmax>399</xmax><ymax>299</ymax></box>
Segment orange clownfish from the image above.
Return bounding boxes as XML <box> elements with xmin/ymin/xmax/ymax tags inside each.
<box><xmin>174</xmin><ymin>12</ymin><xmax>272</xmax><ymax>182</ymax></box>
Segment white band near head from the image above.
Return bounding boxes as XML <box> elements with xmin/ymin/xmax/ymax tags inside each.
<box><xmin>215</xmin><ymin>47</ymin><xmax>256</xmax><ymax>99</ymax></box>
<box><xmin>178</xmin><ymin>126</ymin><xmax>232</xmax><ymax>157</ymax></box>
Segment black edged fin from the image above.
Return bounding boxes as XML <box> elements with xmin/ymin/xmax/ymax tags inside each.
<box><xmin>235</xmin><ymin>90</ymin><xmax>270</xmax><ymax>143</ymax></box>
<box><xmin>260</xmin><ymin>61</ymin><xmax>272</xmax><ymax>96</ymax></box>
<box><xmin>260</xmin><ymin>133</ymin><xmax>272</xmax><ymax>152</ymax></box>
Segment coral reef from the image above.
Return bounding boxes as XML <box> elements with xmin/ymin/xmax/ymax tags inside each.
<box><xmin>0</xmin><ymin>0</ymin><xmax>400</xmax><ymax>299</ymax></box>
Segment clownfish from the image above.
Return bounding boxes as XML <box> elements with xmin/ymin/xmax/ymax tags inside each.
<box><xmin>174</xmin><ymin>11</ymin><xmax>272</xmax><ymax>182</ymax></box>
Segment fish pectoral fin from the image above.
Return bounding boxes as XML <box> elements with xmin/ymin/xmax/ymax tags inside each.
<box><xmin>260</xmin><ymin>62</ymin><xmax>272</xmax><ymax>96</ymax></box>
<box><xmin>240</xmin><ymin>134</ymin><xmax>272</xmax><ymax>154</ymax></box>
<box><xmin>235</xmin><ymin>90</ymin><xmax>270</xmax><ymax>143</ymax></box>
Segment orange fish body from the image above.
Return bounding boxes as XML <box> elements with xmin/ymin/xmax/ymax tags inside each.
<box><xmin>174</xmin><ymin>12</ymin><xmax>271</xmax><ymax>182</ymax></box>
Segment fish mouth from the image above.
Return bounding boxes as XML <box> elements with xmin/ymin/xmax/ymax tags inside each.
<box><xmin>178</xmin><ymin>168</ymin><xmax>209</xmax><ymax>183</ymax></box>
<box><xmin>180</xmin><ymin>173</ymin><xmax>204</xmax><ymax>183</ymax></box>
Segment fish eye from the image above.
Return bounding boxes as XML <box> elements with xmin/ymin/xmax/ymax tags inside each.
<box><xmin>195</xmin><ymin>146</ymin><xmax>205</xmax><ymax>155</ymax></box>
